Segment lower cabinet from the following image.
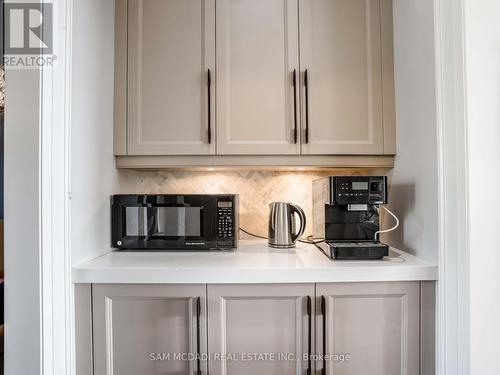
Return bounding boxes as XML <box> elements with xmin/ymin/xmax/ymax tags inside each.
<box><xmin>92</xmin><ymin>284</ymin><xmax>207</xmax><ymax>375</ymax></box>
<box><xmin>87</xmin><ymin>282</ymin><xmax>423</xmax><ymax>375</ymax></box>
<box><xmin>207</xmin><ymin>284</ymin><xmax>314</xmax><ymax>375</ymax></box>
<box><xmin>316</xmin><ymin>282</ymin><xmax>420</xmax><ymax>375</ymax></box>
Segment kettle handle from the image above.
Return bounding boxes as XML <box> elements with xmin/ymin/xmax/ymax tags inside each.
<box><xmin>290</xmin><ymin>204</ymin><xmax>306</xmax><ymax>243</ymax></box>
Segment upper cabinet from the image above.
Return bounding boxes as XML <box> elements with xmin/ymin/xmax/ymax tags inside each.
<box><xmin>216</xmin><ymin>0</ymin><xmax>300</xmax><ymax>155</ymax></box>
<box><xmin>114</xmin><ymin>0</ymin><xmax>396</xmax><ymax>166</ymax></box>
<box><xmin>299</xmin><ymin>0</ymin><xmax>390</xmax><ymax>154</ymax></box>
<box><xmin>118</xmin><ymin>0</ymin><xmax>215</xmax><ymax>156</ymax></box>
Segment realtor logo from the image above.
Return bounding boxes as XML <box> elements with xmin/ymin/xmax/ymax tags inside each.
<box><xmin>4</xmin><ymin>3</ymin><xmax>53</xmax><ymax>55</ymax></box>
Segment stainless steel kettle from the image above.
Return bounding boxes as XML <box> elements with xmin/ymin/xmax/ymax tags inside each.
<box><xmin>268</xmin><ymin>202</ymin><xmax>306</xmax><ymax>248</ymax></box>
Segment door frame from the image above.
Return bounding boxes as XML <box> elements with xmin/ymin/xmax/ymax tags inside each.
<box><xmin>40</xmin><ymin>0</ymin><xmax>74</xmax><ymax>374</ymax></box>
<box><xmin>3</xmin><ymin>0</ymin><xmax>73</xmax><ymax>374</ymax></box>
<box><xmin>434</xmin><ymin>0</ymin><xmax>470</xmax><ymax>373</ymax></box>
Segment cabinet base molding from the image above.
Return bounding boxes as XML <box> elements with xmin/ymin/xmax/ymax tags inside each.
<box><xmin>115</xmin><ymin>155</ymin><xmax>395</xmax><ymax>170</ymax></box>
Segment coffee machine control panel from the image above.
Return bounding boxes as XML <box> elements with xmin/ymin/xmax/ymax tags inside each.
<box><xmin>330</xmin><ymin>176</ymin><xmax>387</xmax><ymax>205</ymax></box>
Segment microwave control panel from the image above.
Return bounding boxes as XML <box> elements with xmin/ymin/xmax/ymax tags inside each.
<box><xmin>217</xmin><ymin>200</ymin><xmax>234</xmax><ymax>244</ymax></box>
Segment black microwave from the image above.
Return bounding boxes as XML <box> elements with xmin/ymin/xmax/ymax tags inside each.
<box><xmin>111</xmin><ymin>194</ymin><xmax>239</xmax><ymax>250</ymax></box>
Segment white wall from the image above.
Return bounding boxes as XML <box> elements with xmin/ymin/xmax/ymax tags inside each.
<box><xmin>71</xmin><ymin>0</ymin><xmax>130</xmax><ymax>265</ymax></box>
<box><xmin>384</xmin><ymin>0</ymin><xmax>439</xmax><ymax>264</ymax></box>
<box><xmin>464</xmin><ymin>0</ymin><xmax>500</xmax><ymax>373</ymax></box>
<box><xmin>4</xmin><ymin>70</ymin><xmax>42</xmax><ymax>373</ymax></box>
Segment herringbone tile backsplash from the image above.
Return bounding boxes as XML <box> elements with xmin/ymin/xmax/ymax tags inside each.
<box><xmin>118</xmin><ymin>169</ymin><xmax>389</xmax><ymax>238</ymax></box>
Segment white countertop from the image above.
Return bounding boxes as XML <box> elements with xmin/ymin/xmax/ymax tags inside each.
<box><xmin>72</xmin><ymin>240</ymin><xmax>438</xmax><ymax>284</ymax></box>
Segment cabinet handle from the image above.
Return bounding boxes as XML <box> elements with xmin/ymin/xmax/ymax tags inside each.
<box><xmin>307</xmin><ymin>296</ymin><xmax>312</xmax><ymax>375</ymax></box>
<box><xmin>196</xmin><ymin>297</ymin><xmax>202</xmax><ymax>375</ymax></box>
<box><xmin>321</xmin><ymin>296</ymin><xmax>326</xmax><ymax>375</ymax></box>
<box><xmin>293</xmin><ymin>69</ymin><xmax>298</xmax><ymax>144</ymax></box>
<box><xmin>304</xmin><ymin>69</ymin><xmax>309</xmax><ymax>144</ymax></box>
<box><xmin>207</xmin><ymin>69</ymin><xmax>212</xmax><ymax>144</ymax></box>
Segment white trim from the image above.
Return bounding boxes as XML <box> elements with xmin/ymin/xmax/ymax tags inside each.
<box><xmin>4</xmin><ymin>39</ymin><xmax>44</xmax><ymax>375</ymax></box>
<box><xmin>66</xmin><ymin>0</ymin><xmax>75</xmax><ymax>372</ymax></box>
<box><xmin>434</xmin><ymin>0</ymin><xmax>470</xmax><ymax>373</ymax></box>
<box><xmin>40</xmin><ymin>0</ymin><xmax>74</xmax><ymax>374</ymax></box>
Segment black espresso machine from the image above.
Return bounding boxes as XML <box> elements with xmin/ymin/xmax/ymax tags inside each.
<box><xmin>313</xmin><ymin>176</ymin><xmax>390</xmax><ymax>260</ymax></box>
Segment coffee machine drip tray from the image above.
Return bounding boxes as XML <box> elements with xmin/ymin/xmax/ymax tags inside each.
<box><xmin>319</xmin><ymin>241</ymin><xmax>389</xmax><ymax>260</ymax></box>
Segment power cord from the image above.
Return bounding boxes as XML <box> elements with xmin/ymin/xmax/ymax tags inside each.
<box><xmin>374</xmin><ymin>206</ymin><xmax>400</xmax><ymax>242</ymax></box>
<box><xmin>239</xmin><ymin>228</ymin><xmax>325</xmax><ymax>245</ymax></box>
<box><xmin>239</xmin><ymin>227</ymin><xmax>267</xmax><ymax>239</ymax></box>
<box><xmin>300</xmin><ymin>236</ymin><xmax>325</xmax><ymax>245</ymax></box>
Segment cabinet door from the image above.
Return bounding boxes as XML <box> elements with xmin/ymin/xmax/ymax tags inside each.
<box><xmin>316</xmin><ymin>282</ymin><xmax>420</xmax><ymax>375</ymax></box>
<box><xmin>127</xmin><ymin>0</ymin><xmax>215</xmax><ymax>155</ymax></box>
<box><xmin>208</xmin><ymin>284</ymin><xmax>314</xmax><ymax>375</ymax></box>
<box><xmin>299</xmin><ymin>0</ymin><xmax>385</xmax><ymax>154</ymax></box>
<box><xmin>216</xmin><ymin>0</ymin><xmax>300</xmax><ymax>155</ymax></box>
<box><xmin>93</xmin><ymin>284</ymin><xmax>207</xmax><ymax>375</ymax></box>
